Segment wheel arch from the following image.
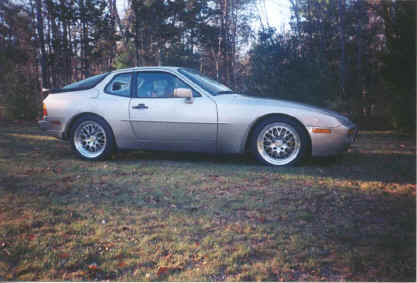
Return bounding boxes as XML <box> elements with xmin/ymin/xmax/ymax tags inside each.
<box><xmin>244</xmin><ymin>113</ymin><xmax>312</xmax><ymax>154</ymax></box>
<box><xmin>64</xmin><ymin>112</ymin><xmax>117</xmax><ymax>148</ymax></box>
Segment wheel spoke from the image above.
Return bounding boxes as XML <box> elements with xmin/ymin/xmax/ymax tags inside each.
<box><xmin>257</xmin><ymin>122</ymin><xmax>301</xmax><ymax>166</ymax></box>
<box><xmin>74</xmin><ymin>121</ymin><xmax>107</xmax><ymax>159</ymax></box>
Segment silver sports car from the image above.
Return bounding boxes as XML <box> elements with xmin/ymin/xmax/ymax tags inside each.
<box><xmin>38</xmin><ymin>66</ymin><xmax>357</xmax><ymax>166</ymax></box>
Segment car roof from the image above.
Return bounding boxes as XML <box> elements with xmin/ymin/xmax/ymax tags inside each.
<box><xmin>111</xmin><ymin>66</ymin><xmax>180</xmax><ymax>74</ymax></box>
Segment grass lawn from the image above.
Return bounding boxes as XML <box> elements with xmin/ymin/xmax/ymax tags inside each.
<box><xmin>0</xmin><ymin>121</ymin><xmax>415</xmax><ymax>281</ymax></box>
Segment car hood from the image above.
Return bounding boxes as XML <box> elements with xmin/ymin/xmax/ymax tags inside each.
<box><xmin>221</xmin><ymin>93</ymin><xmax>349</xmax><ymax>122</ymax></box>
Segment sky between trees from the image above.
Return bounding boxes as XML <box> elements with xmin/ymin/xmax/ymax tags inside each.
<box><xmin>0</xmin><ymin>0</ymin><xmax>415</xmax><ymax>133</ymax></box>
<box><xmin>116</xmin><ymin>0</ymin><xmax>292</xmax><ymax>31</ymax></box>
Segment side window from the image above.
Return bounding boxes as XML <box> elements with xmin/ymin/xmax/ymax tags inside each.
<box><xmin>104</xmin><ymin>73</ymin><xmax>132</xmax><ymax>97</ymax></box>
<box><xmin>136</xmin><ymin>72</ymin><xmax>200</xmax><ymax>98</ymax></box>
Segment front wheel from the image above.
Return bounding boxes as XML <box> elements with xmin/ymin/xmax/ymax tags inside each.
<box><xmin>250</xmin><ymin>118</ymin><xmax>309</xmax><ymax>166</ymax></box>
<box><xmin>70</xmin><ymin>115</ymin><xmax>114</xmax><ymax>161</ymax></box>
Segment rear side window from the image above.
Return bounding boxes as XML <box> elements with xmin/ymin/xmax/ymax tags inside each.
<box><xmin>104</xmin><ymin>73</ymin><xmax>132</xmax><ymax>97</ymax></box>
<box><xmin>61</xmin><ymin>72</ymin><xmax>109</xmax><ymax>91</ymax></box>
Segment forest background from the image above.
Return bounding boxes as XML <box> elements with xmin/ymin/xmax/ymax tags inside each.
<box><xmin>0</xmin><ymin>0</ymin><xmax>415</xmax><ymax>133</ymax></box>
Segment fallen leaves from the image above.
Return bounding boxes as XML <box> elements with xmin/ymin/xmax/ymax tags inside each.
<box><xmin>157</xmin><ymin>266</ymin><xmax>169</xmax><ymax>276</ymax></box>
<box><xmin>1</xmin><ymin>241</ymin><xmax>10</xmax><ymax>255</ymax></box>
<box><xmin>88</xmin><ymin>263</ymin><xmax>97</xmax><ymax>270</ymax></box>
<box><xmin>97</xmin><ymin>241</ymin><xmax>114</xmax><ymax>253</ymax></box>
<box><xmin>21</xmin><ymin>166</ymin><xmax>64</xmax><ymax>177</ymax></box>
<box><xmin>27</xmin><ymin>234</ymin><xmax>36</xmax><ymax>241</ymax></box>
<box><xmin>61</xmin><ymin>176</ymin><xmax>74</xmax><ymax>183</ymax></box>
<box><xmin>156</xmin><ymin>266</ymin><xmax>182</xmax><ymax>277</ymax></box>
<box><xmin>117</xmin><ymin>261</ymin><xmax>127</xmax><ymax>268</ymax></box>
<box><xmin>0</xmin><ymin>123</ymin><xmax>416</xmax><ymax>282</ymax></box>
<box><xmin>58</xmin><ymin>252</ymin><xmax>70</xmax><ymax>259</ymax></box>
<box><xmin>246</xmin><ymin>211</ymin><xmax>266</xmax><ymax>223</ymax></box>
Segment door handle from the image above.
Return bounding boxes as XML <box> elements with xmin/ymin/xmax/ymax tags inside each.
<box><xmin>132</xmin><ymin>103</ymin><xmax>148</xmax><ymax>109</ymax></box>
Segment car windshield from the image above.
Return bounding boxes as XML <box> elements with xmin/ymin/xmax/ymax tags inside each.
<box><xmin>62</xmin><ymin>72</ymin><xmax>110</xmax><ymax>91</ymax></box>
<box><xmin>178</xmin><ymin>68</ymin><xmax>233</xmax><ymax>95</ymax></box>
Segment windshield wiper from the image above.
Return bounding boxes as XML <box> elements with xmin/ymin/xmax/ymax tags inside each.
<box><xmin>216</xmin><ymin>90</ymin><xmax>234</xmax><ymax>95</ymax></box>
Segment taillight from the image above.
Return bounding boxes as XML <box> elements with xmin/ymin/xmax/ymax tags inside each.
<box><xmin>42</xmin><ymin>103</ymin><xmax>48</xmax><ymax>118</ymax></box>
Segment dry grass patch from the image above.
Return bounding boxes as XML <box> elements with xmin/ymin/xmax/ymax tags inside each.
<box><xmin>0</xmin><ymin>122</ymin><xmax>415</xmax><ymax>281</ymax></box>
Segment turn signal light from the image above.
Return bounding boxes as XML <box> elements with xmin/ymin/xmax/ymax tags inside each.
<box><xmin>42</xmin><ymin>103</ymin><xmax>48</xmax><ymax>118</ymax></box>
<box><xmin>312</xmin><ymin>128</ymin><xmax>331</xmax><ymax>134</ymax></box>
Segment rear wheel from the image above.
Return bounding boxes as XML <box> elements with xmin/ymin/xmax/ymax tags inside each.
<box><xmin>250</xmin><ymin>117</ymin><xmax>309</xmax><ymax>166</ymax></box>
<box><xmin>70</xmin><ymin>115</ymin><xmax>114</xmax><ymax>161</ymax></box>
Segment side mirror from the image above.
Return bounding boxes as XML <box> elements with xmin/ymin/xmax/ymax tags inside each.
<box><xmin>173</xmin><ymin>88</ymin><xmax>193</xmax><ymax>103</ymax></box>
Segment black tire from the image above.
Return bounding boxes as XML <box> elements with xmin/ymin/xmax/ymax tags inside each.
<box><xmin>70</xmin><ymin>114</ymin><xmax>115</xmax><ymax>161</ymax></box>
<box><xmin>250</xmin><ymin>117</ymin><xmax>309</xmax><ymax>166</ymax></box>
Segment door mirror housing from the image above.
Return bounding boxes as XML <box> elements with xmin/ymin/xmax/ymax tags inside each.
<box><xmin>174</xmin><ymin>88</ymin><xmax>192</xmax><ymax>98</ymax></box>
<box><xmin>174</xmin><ymin>88</ymin><xmax>193</xmax><ymax>103</ymax></box>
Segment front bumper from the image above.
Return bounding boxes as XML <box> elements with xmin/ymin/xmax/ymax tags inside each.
<box><xmin>308</xmin><ymin>124</ymin><xmax>357</xmax><ymax>157</ymax></box>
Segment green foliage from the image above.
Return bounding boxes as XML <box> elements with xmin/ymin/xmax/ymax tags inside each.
<box><xmin>112</xmin><ymin>42</ymin><xmax>137</xmax><ymax>70</ymax></box>
<box><xmin>161</xmin><ymin>43</ymin><xmax>200</xmax><ymax>69</ymax></box>
<box><xmin>0</xmin><ymin>0</ymin><xmax>414</xmax><ymax>131</ymax></box>
<box><xmin>248</xmin><ymin>0</ymin><xmax>415</xmax><ymax>133</ymax></box>
<box><xmin>248</xmin><ymin>28</ymin><xmax>336</xmax><ymax>107</ymax></box>
<box><xmin>0</xmin><ymin>69</ymin><xmax>40</xmax><ymax>120</ymax></box>
<box><xmin>380</xmin><ymin>1</ymin><xmax>416</xmax><ymax>132</ymax></box>
<box><xmin>0</xmin><ymin>1</ymin><xmax>40</xmax><ymax>120</ymax></box>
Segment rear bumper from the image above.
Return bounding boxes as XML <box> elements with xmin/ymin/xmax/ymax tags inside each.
<box><xmin>38</xmin><ymin>119</ymin><xmax>49</xmax><ymax>131</ymax></box>
<box><xmin>38</xmin><ymin>119</ymin><xmax>64</xmax><ymax>139</ymax></box>
<box><xmin>308</xmin><ymin>124</ymin><xmax>357</xmax><ymax>157</ymax></box>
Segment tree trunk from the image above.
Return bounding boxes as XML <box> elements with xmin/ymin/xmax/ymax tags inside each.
<box><xmin>356</xmin><ymin>1</ymin><xmax>363</xmax><ymax>117</ymax></box>
<box><xmin>80</xmin><ymin>0</ymin><xmax>89</xmax><ymax>78</ymax></box>
<box><xmin>60</xmin><ymin>0</ymin><xmax>70</xmax><ymax>84</ymax></box>
<box><xmin>338</xmin><ymin>0</ymin><xmax>345</xmax><ymax>98</ymax></box>
<box><xmin>35</xmin><ymin>0</ymin><xmax>49</xmax><ymax>89</ymax></box>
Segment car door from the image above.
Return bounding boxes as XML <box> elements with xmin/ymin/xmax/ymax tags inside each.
<box><xmin>94</xmin><ymin>72</ymin><xmax>138</xmax><ymax>149</ymax></box>
<box><xmin>129</xmin><ymin>71</ymin><xmax>218</xmax><ymax>153</ymax></box>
